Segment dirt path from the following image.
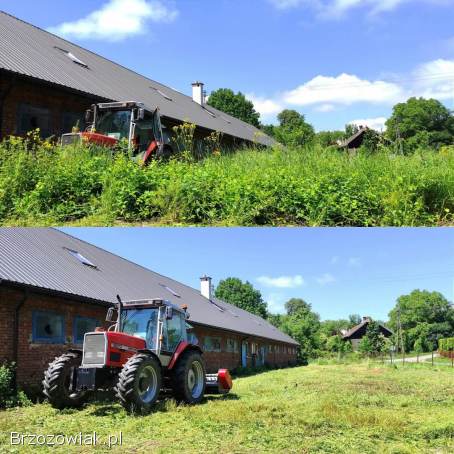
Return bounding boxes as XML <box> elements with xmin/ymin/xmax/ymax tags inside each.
<box><xmin>388</xmin><ymin>353</ymin><xmax>439</xmax><ymax>363</ymax></box>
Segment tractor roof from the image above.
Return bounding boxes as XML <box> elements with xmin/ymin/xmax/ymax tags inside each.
<box><xmin>0</xmin><ymin>11</ymin><xmax>274</xmax><ymax>147</ymax></box>
<box><xmin>0</xmin><ymin>228</ymin><xmax>298</xmax><ymax>346</ymax></box>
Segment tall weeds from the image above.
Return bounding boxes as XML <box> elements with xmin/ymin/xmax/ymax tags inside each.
<box><xmin>0</xmin><ymin>137</ymin><xmax>452</xmax><ymax>226</ymax></box>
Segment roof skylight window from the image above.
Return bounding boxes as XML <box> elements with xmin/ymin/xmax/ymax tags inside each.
<box><xmin>159</xmin><ymin>283</ymin><xmax>181</xmax><ymax>298</ymax></box>
<box><xmin>54</xmin><ymin>46</ymin><xmax>89</xmax><ymax>68</ymax></box>
<box><xmin>203</xmin><ymin>108</ymin><xmax>217</xmax><ymax>118</ymax></box>
<box><xmin>210</xmin><ymin>300</ymin><xmax>225</xmax><ymax>312</ymax></box>
<box><xmin>64</xmin><ymin>247</ymin><xmax>97</xmax><ymax>268</ymax></box>
<box><xmin>151</xmin><ymin>87</ymin><xmax>172</xmax><ymax>101</ymax></box>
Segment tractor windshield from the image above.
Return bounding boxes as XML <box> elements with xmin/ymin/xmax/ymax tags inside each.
<box><xmin>121</xmin><ymin>308</ymin><xmax>159</xmax><ymax>350</ymax></box>
<box><xmin>96</xmin><ymin>110</ymin><xmax>132</xmax><ymax>140</ymax></box>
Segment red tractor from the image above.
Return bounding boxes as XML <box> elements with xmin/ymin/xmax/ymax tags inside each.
<box><xmin>43</xmin><ymin>296</ymin><xmax>232</xmax><ymax>414</ymax></box>
<box><xmin>61</xmin><ymin>101</ymin><xmax>174</xmax><ymax>163</ymax></box>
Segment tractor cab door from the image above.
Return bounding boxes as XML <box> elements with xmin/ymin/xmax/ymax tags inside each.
<box><xmin>160</xmin><ymin>310</ymin><xmax>187</xmax><ymax>358</ymax></box>
<box><xmin>152</xmin><ymin>108</ymin><xmax>164</xmax><ymax>154</ymax></box>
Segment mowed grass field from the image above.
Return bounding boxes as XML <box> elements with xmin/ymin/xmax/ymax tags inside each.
<box><xmin>0</xmin><ymin>363</ymin><xmax>453</xmax><ymax>453</ymax></box>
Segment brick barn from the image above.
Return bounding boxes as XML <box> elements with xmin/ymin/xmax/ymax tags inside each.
<box><xmin>0</xmin><ymin>228</ymin><xmax>298</xmax><ymax>393</ymax></box>
<box><xmin>0</xmin><ymin>11</ymin><xmax>272</xmax><ymax>147</ymax></box>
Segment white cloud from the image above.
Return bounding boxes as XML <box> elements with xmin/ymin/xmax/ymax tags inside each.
<box><xmin>283</xmin><ymin>73</ymin><xmax>404</xmax><ymax>107</ymax></box>
<box><xmin>348</xmin><ymin>257</ymin><xmax>361</xmax><ymax>267</ymax></box>
<box><xmin>316</xmin><ymin>273</ymin><xmax>336</xmax><ymax>285</ymax></box>
<box><xmin>349</xmin><ymin>116</ymin><xmax>387</xmax><ymax>131</ymax></box>
<box><xmin>315</xmin><ymin>104</ymin><xmax>336</xmax><ymax>112</ymax></box>
<box><xmin>47</xmin><ymin>0</ymin><xmax>178</xmax><ymax>41</ymax></box>
<box><xmin>268</xmin><ymin>0</ymin><xmax>307</xmax><ymax>9</ymax></box>
<box><xmin>246</xmin><ymin>94</ymin><xmax>283</xmax><ymax>117</ymax></box>
<box><xmin>257</xmin><ymin>275</ymin><xmax>306</xmax><ymax>288</ymax></box>
<box><xmin>266</xmin><ymin>293</ymin><xmax>287</xmax><ymax>313</ymax></box>
<box><xmin>245</xmin><ymin>57</ymin><xmax>454</xmax><ymax>125</ymax></box>
<box><xmin>330</xmin><ymin>256</ymin><xmax>339</xmax><ymax>264</ymax></box>
<box><xmin>411</xmin><ymin>58</ymin><xmax>454</xmax><ymax>101</ymax></box>
<box><xmin>269</xmin><ymin>0</ymin><xmax>439</xmax><ymax>16</ymax></box>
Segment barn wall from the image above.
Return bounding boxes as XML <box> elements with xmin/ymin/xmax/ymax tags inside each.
<box><xmin>0</xmin><ymin>286</ymin><xmax>297</xmax><ymax>394</ymax></box>
<box><xmin>0</xmin><ymin>71</ymin><xmax>97</xmax><ymax>140</ymax></box>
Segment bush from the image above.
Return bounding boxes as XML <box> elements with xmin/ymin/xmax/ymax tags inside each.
<box><xmin>0</xmin><ymin>137</ymin><xmax>453</xmax><ymax>226</ymax></box>
<box><xmin>0</xmin><ymin>363</ymin><xmax>31</xmax><ymax>409</ymax></box>
<box><xmin>439</xmin><ymin>337</ymin><xmax>454</xmax><ymax>351</ymax></box>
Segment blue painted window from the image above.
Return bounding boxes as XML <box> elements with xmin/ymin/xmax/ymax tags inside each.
<box><xmin>32</xmin><ymin>311</ymin><xmax>65</xmax><ymax>344</ymax></box>
<box><xmin>73</xmin><ymin>316</ymin><xmax>99</xmax><ymax>345</ymax></box>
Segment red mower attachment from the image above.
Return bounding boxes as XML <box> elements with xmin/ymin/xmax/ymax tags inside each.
<box><xmin>205</xmin><ymin>369</ymin><xmax>233</xmax><ymax>395</ymax></box>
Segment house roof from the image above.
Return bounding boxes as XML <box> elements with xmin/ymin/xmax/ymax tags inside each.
<box><xmin>0</xmin><ymin>228</ymin><xmax>297</xmax><ymax>345</ymax></box>
<box><xmin>0</xmin><ymin>11</ymin><xmax>273</xmax><ymax>147</ymax></box>
<box><xmin>338</xmin><ymin>127</ymin><xmax>368</xmax><ymax>149</ymax></box>
<box><xmin>342</xmin><ymin>317</ymin><xmax>393</xmax><ymax>340</ymax></box>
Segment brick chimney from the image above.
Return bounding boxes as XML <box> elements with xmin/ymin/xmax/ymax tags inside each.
<box><xmin>200</xmin><ymin>275</ymin><xmax>212</xmax><ymax>300</ymax></box>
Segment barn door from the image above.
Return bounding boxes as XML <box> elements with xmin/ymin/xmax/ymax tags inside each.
<box><xmin>241</xmin><ymin>342</ymin><xmax>247</xmax><ymax>367</ymax></box>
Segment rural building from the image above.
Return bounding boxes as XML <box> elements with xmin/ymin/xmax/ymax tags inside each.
<box><xmin>0</xmin><ymin>11</ymin><xmax>273</xmax><ymax>147</ymax></box>
<box><xmin>0</xmin><ymin>228</ymin><xmax>298</xmax><ymax>393</ymax></box>
<box><xmin>338</xmin><ymin>126</ymin><xmax>369</xmax><ymax>150</ymax></box>
<box><xmin>342</xmin><ymin>316</ymin><xmax>393</xmax><ymax>350</ymax></box>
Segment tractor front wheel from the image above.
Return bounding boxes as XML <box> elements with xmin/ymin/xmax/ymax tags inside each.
<box><xmin>116</xmin><ymin>353</ymin><xmax>162</xmax><ymax>414</ymax></box>
<box><xmin>172</xmin><ymin>350</ymin><xmax>206</xmax><ymax>404</ymax></box>
<box><xmin>43</xmin><ymin>352</ymin><xmax>87</xmax><ymax>409</ymax></box>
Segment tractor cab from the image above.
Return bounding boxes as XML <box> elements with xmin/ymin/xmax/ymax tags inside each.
<box><xmin>61</xmin><ymin>101</ymin><xmax>171</xmax><ymax>163</ymax></box>
<box><xmin>113</xmin><ymin>298</ymin><xmax>189</xmax><ymax>366</ymax></box>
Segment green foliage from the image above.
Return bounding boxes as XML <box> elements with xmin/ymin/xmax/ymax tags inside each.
<box><xmin>273</xmin><ymin>109</ymin><xmax>315</xmax><ymax>147</ymax></box>
<box><xmin>388</xmin><ymin>290</ymin><xmax>454</xmax><ymax>352</ymax></box>
<box><xmin>270</xmin><ymin>299</ymin><xmax>320</xmax><ymax>359</ymax></box>
<box><xmin>214</xmin><ymin>277</ymin><xmax>267</xmax><ymax>318</ymax></box>
<box><xmin>1</xmin><ymin>138</ymin><xmax>454</xmax><ymax>226</ymax></box>
<box><xmin>0</xmin><ymin>363</ymin><xmax>31</xmax><ymax>409</ymax></box>
<box><xmin>439</xmin><ymin>337</ymin><xmax>454</xmax><ymax>351</ymax></box>
<box><xmin>386</xmin><ymin>97</ymin><xmax>454</xmax><ymax>153</ymax></box>
<box><xmin>316</xmin><ymin>130</ymin><xmax>345</xmax><ymax>148</ymax></box>
<box><xmin>207</xmin><ymin>88</ymin><xmax>260</xmax><ymax>127</ymax></box>
<box><xmin>358</xmin><ymin>321</ymin><xmax>387</xmax><ymax>356</ymax></box>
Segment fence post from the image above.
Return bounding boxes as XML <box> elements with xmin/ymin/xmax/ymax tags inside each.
<box><xmin>431</xmin><ymin>350</ymin><xmax>434</xmax><ymax>367</ymax></box>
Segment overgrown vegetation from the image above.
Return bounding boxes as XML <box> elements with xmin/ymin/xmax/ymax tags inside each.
<box><xmin>439</xmin><ymin>337</ymin><xmax>454</xmax><ymax>352</ymax></box>
<box><xmin>1</xmin><ymin>133</ymin><xmax>453</xmax><ymax>226</ymax></box>
<box><xmin>0</xmin><ymin>363</ymin><xmax>453</xmax><ymax>453</ymax></box>
<box><xmin>0</xmin><ymin>363</ymin><xmax>31</xmax><ymax>409</ymax></box>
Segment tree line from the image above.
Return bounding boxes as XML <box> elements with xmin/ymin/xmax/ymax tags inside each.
<box><xmin>208</xmin><ymin>88</ymin><xmax>454</xmax><ymax>153</ymax></box>
<box><xmin>215</xmin><ymin>278</ymin><xmax>454</xmax><ymax>360</ymax></box>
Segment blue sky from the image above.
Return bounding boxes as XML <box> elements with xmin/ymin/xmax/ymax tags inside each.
<box><xmin>2</xmin><ymin>0</ymin><xmax>454</xmax><ymax>131</ymax></box>
<box><xmin>61</xmin><ymin>228</ymin><xmax>454</xmax><ymax>322</ymax></box>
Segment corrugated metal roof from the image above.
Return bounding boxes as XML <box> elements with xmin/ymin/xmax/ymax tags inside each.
<box><xmin>0</xmin><ymin>11</ymin><xmax>274</xmax><ymax>147</ymax></box>
<box><xmin>0</xmin><ymin>228</ymin><xmax>297</xmax><ymax>345</ymax></box>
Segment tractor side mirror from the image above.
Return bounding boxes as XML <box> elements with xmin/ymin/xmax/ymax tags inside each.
<box><xmin>85</xmin><ymin>109</ymin><xmax>93</xmax><ymax>124</ymax></box>
<box><xmin>165</xmin><ymin>306</ymin><xmax>173</xmax><ymax>320</ymax></box>
<box><xmin>138</xmin><ymin>108</ymin><xmax>145</xmax><ymax>121</ymax></box>
<box><xmin>106</xmin><ymin>307</ymin><xmax>117</xmax><ymax>322</ymax></box>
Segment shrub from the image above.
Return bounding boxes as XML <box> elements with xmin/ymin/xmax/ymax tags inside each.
<box><xmin>0</xmin><ymin>363</ymin><xmax>31</xmax><ymax>409</ymax></box>
<box><xmin>0</xmin><ymin>139</ymin><xmax>453</xmax><ymax>226</ymax></box>
<box><xmin>439</xmin><ymin>337</ymin><xmax>454</xmax><ymax>351</ymax></box>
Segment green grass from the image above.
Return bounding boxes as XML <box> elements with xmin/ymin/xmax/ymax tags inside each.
<box><xmin>0</xmin><ymin>139</ymin><xmax>453</xmax><ymax>226</ymax></box>
<box><xmin>0</xmin><ymin>363</ymin><xmax>453</xmax><ymax>453</ymax></box>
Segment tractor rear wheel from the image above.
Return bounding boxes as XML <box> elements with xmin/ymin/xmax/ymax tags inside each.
<box><xmin>42</xmin><ymin>352</ymin><xmax>87</xmax><ymax>409</ymax></box>
<box><xmin>116</xmin><ymin>353</ymin><xmax>162</xmax><ymax>414</ymax></box>
<box><xmin>172</xmin><ymin>350</ymin><xmax>206</xmax><ymax>404</ymax></box>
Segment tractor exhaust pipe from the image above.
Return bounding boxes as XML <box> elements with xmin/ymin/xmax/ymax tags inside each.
<box><xmin>116</xmin><ymin>294</ymin><xmax>123</xmax><ymax>331</ymax></box>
